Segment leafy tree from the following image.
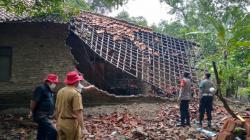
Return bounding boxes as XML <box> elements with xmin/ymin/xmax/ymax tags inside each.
<box><xmin>159</xmin><ymin>0</ymin><xmax>250</xmax><ymax>97</ymax></box>
<box><xmin>87</xmin><ymin>0</ymin><xmax>128</xmax><ymax>14</ymax></box>
<box><xmin>115</xmin><ymin>10</ymin><xmax>148</xmax><ymax>27</ymax></box>
<box><xmin>0</xmin><ymin>0</ymin><xmax>128</xmax><ymax>19</ymax></box>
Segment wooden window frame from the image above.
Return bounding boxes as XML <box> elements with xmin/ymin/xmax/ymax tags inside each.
<box><xmin>0</xmin><ymin>46</ymin><xmax>12</xmax><ymax>82</ymax></box>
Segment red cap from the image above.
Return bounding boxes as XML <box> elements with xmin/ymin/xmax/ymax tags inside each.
<box><xmin>64</xmin><ymin>71</ymin><xmax>83</xmax><ymax>85</ymax></box>
<box><xmin>44</xmin><ymin>74</ymin><xmax>59</xmax><ymax>84</ymax></box>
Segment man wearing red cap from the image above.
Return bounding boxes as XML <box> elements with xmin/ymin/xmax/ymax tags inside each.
<box><xmin>29</xmin><ymin>73</ymin><xmax>59</xmax><ymax>140</ymax></box>
<box><xmin>55</xmin><ymin>71</ymin><xmax>95</xmax><ymax>140</ymax></box>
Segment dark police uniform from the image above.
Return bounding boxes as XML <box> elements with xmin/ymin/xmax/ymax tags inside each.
<box><xmin>32</xmin><ymin>83</ymin><xmax>57</xmax><ymax>140</ymax></box>
<box><xmin>179</xmin><ymin>77</ymin><xmax>191</xmax><ymax>126</ymax></box>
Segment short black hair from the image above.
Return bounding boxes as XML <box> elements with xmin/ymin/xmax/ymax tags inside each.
<box><xmin>184</xmin><ymin>72</ymin><xmax>190</xmax><ymax>78</ymax></box>
<box><xmin>205</xmin><ymin>73</ymin><xmax>211</xmax><ymax>79</ymax></box>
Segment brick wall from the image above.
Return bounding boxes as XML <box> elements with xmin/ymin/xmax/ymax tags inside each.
<box><xmin>0</xmin><ymin>22</ymin><xmax>75</xmax><ymax>95</ymax></box>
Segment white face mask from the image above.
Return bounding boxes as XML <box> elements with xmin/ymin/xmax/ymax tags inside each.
<box><xmin>49</xmin><ymin>83</ymin><xmax>56</xmax><ymax>90</ymax></box>
<box><xmin>76</xmin><ymin>83</ymin><xmax>84</xmax><ymax>93</ymax></box>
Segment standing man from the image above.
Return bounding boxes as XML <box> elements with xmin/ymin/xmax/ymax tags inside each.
<box><xmin>29</xmin><ymin>73</ymin><xmax>59</xmax><ymax>140</ymax></box>
<box><xmin>199</xmin><ymin>73</ymin><xmax>214</xmax><ymax>128</ymax></box>
<box><xmin>178</xmin><ymin>72</ymin><xmax>192</xmax><ymax>127</ymax></box>
<box><xmin>55</xmin><ymin>71</ymin><xmax>95</xmax><ymax>140</ymax></box>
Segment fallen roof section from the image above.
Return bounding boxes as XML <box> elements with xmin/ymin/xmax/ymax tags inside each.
<box><xmin>69</xmin><ymin>11</ymin><xmax>198</xmax><ymax>93</ymax></box>
<box><xmin>0</xmin><ymin>7</ymin><xmax>199</xmax><ymax>93</ymax></box>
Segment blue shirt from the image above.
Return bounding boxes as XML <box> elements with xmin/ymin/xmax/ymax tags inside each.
<box><xmin>32</xmin><ymin>83</ymin><xmax>55</xmax><ymax>120</ymax></box>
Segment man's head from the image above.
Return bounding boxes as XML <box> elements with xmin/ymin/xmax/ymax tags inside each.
<box><xmin>205</xmin><ymin>72</ymin><xmax>211</xmax><ymax>79</ymax></box>
<box><xmin>64</xmin><ymin>71</ymin><xmax>83</xmax><ymax>87</ymax></box>
<box><xmin>44</xmin><ymin>73</ymin><xmax>59</xmax><ymax>90</ymax></box>
<box><xmin>183</xmin><ymin>72</ymin><xmax>190</xmax><ymax>78</ymax></box>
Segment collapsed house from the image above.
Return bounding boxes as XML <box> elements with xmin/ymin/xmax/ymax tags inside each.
<box><xmin>0</xmin><ymin>8</ymin><xmax>198</xmax><ymax>108</ymax></box>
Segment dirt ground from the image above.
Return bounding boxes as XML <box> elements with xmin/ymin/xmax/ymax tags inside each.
<box><xmin>0</xmin><ymin>103</ymin><xmax>163</xmax><ymax>140</ymax></box>
<box><xmin>0</xmin><ymin>101</ymin><xmax>248</xmax><ymax>140</ymax></box>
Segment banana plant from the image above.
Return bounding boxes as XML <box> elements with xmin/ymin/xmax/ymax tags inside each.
<box><xmin>207</xmin><ymin>14</ymin><xmax>250</xmax><ymax>96</ymax></box>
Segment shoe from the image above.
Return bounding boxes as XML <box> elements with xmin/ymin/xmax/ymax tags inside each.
<box><xmin>198</xmin><ymin>121</ymin><xmax>202</xmax><ymax>128</ymax></box>
<box><xmin>186</xmin><ymin>123</ymin><xmax>191</xmax><ymax>127</ymax></box>
<box><xmin>207</xmin><ymin>121</ymin><xmax>211</xmax><ymax>128</ymax></box>
<box><xmin>176</xmin><ymin>122</ymin><xmax>185</xmax><ymax>127</ymax></box>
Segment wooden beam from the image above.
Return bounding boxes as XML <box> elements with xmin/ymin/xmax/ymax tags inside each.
<box><xmin>105</xmin><ymin>35</ymin><xmax>110</xmax><ymax>60</ymax></box>
<box><xmin>90</xmin><ymin>27</ymin><xmax>95</xmax><ymax>49</ymax></box>
<box><xmin>123</xmin><ymin>39</ymin><xmax>128</xmax><ymax>71</ymax></box>
<box><xmin>99</xmin><ymin>32</ymin><xmax>104</xmax><ymax>57</ymax></box>
<box><xmin>117</xmin><ymin>43</ymin><xmax>122</xmax><ymax>68</ymax></box>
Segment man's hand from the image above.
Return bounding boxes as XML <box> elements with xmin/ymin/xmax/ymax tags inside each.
<box><xmin>84</xmin><ymin>85</ymin><xmax>97</xmax><ymax>92</ymax></box>
<box><xmin>177</xmin><ymin>97</ymin><xmax>181</xmax><ymax>103</ymax></box>
<box><xmin>50</xmin><ymin>119</ymin><xmax>57</xmax><ymax>129</ymax></box>
<box><xmin>89</xmin><ymin>85</ymin><xmax>96</xmax><ymax>90</ymax></box>
<box><xmin>81</xmin><ymin>127</ymin><xmax>90</xmax><ymax>138</ymax></box>
<box><xmin>28</xmin><ymin>110</ymin><xmax>33</xmax><ymax>119</ymax></box>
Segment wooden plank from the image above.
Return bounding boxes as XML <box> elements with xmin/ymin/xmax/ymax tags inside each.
<box><xmin>157</xmin><ymin>38</ymin><xmax>161</xmax><ymax>88</ymax></box>
<box><xmin>136</xmin><ymin>48</ymin><xmax>139</xmax><ymax>77</ymax></box>
<box><xmin>123</xmin><ymin>39</ymin><xmax>128</xmax><ymax>71</ymax></box>
<box><xmin>90</xmin><ymin>27</ymin><xmax>95</xmax><ymax>49</ymax></box>
<box><xmin>167</xmin><ymin>43</ymin><xmax>171</xmax><ymax>85</ymax></box>
<box><xmin>141</xmin><ymin>52</ymin><xmax>144</xmax><ymax>80</ymax></box>
<box><xmin>129</xmin><ymin>42</ymin><xmax>133</xmax><ymax>68</ymax></box>
<box><xmin>100</xmin><ymin>32</ymin><xmax>105</xmax><ymax>57</ymax></box>
<box><xmin>116</xmin><ymin>43</ymin><xmax>122</xmax><ymax>68</ymax></box>
<box><xmin>151</xmin><ymin>34</ymin><xmax>156</xmax><ymax>86</ymax></box>
<box><xmin>105</xmin><ymin>35</ymin><xmax>110</xmax><ymax>60</ymax></box>
<box><xmin>161</xmin><ymin>34</ymin><xmax>166</xmax><ymax>89</ymax></box>
<box><xmin>111</xmin><ymin>42</ymin><xmax>116</xmax><ymax>64</ymax></box>
<box><xmin>146</xmin><ymin>32</ymin><xmax>151</xmax><ymax>83</ymax></box>
<box><xmin>94</xmin><ymin>33</ymin><xmax>99</xmax><ymax>51</ymax></box>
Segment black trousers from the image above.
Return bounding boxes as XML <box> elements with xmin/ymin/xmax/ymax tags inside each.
<box><xmin>199</xmin><ymin>96</ymin><xmax>213</xmax><ymax>122</ymax></box>
<box><xmin>180</xmin><ymin>100</ymin><xmax>190</xmax><ymax>125</ymax></box>
<box><xmin>36</xmin><ymin>118</ymin><xmax>57</xmax><ymax>140</ymax></box>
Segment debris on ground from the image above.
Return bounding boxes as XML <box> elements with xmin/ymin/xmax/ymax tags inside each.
<box><xmin>0</xmin><ymin>102</ymin><xmax>249</xmax><ymax>140</ymax></box>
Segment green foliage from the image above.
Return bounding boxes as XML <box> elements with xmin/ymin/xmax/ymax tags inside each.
<box><xmin>115</xmin><ymin>10</ymin><xmax>148</xmax><ymax>27</ymax></box>
<box><xmin>89</xmin><ymin>0</ymin><xmax>128</xmax><ymax>13</ymax></box>
<box><xmin>159</xmin><ymin>0</ymin><xmax>250</xmax><ymax>96</ymax></box>
<box><xmin>0</xmin><ymin>0</ymin><xmax>87</xmax><ymax>20</ymax></box>
<box><xmin>0</xmin><ymin>0</ymin><xmax>127</xmax><ymax>20</ymax></box>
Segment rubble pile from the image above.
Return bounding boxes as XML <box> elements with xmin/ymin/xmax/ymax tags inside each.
<box><xmin>82</xmin><ymin>102</ymin><xmax>231</xmax><ymax>139</ymax></box>
<box><xmin>216</xmin><ymin>117</ymin><xmax>250</xmax><ymax>140</ymax></box>
<box><xmin>1</xmin><ymin>102</ymin><xmax>249</xmax><ymax>140</ymax></box>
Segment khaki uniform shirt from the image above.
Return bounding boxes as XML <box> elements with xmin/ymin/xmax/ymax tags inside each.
<box><xmin>55</xmin><ymin>85</ymin><xmax>83</xmax><ymax>140</ymax></box>
<box><xmin>55</xmin><ymin>85</ymin><xmax>83</xmax><ymax>119</ymax></box>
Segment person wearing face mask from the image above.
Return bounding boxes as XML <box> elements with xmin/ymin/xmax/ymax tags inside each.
<box><xmin>29</xmin><ymin>73</ymin><xmax>59</xmax><ymax>140</ymax></box>
<box><xmin>55</xmin><ymin>71</ymin><xmax>94</xmax><ymax>140</ymax></box>
<box><xmin>76</xmin><ymin>82</ymin><xmax>96</xmax><ymax>95</ymax></box>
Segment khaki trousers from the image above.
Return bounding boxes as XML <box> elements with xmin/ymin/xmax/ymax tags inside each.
<box><xmin>57</xmin><ymin>118</ymin><xmax>81</xmax><ymax>140</ymax></box>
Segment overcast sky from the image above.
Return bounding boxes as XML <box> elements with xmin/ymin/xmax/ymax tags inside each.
<box><xmin>108</xmin><ymin>0</ymin><xmax>175</xmax><ymax>25</ymax></box>
<box><xmin>108</xmin><ymin>0</ymin><xmax>250</xmax><ymax>26</ymax></box>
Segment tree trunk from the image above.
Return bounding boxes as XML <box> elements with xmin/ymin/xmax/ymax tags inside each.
<box><xmin>212</xmin><ymin>61</ymin><xmax>238</xmax><ymax>119</ymax></box>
